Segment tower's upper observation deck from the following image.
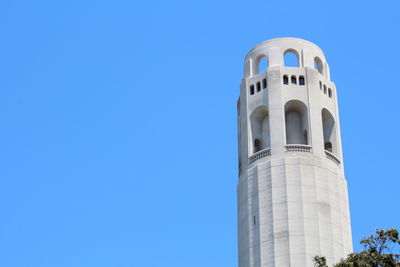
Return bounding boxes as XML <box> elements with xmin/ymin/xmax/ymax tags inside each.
<box><xmin>243</xmin><ymin>37</ymin><xmax>330</xmax><ymax>80</ymax></box>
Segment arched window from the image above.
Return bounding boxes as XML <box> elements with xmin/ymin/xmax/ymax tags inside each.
<box><xmin>284</xmin><ymin>100</ymin><xmax>309</xmax><ymax>145</ymax></box>
<box><xmin>250</xmin><ymin>106</ymin><xmax>270</xmax><ymax>154</ymax></box>
<box><xmin>323</xmin><ymin>85</ymin><xmax>327</xmax><ymax>94</ymax></box>
<box><xmin>328</xmin><ymin>88</ymin><xmax>332</xmax><ymax>98</ymax></box>
<box><xmin>299</xmin><ymin>76</ymin><xmax>305</xmax><ymax>85</ymax></box>
<box><xmin>256</xmin><ymin>82</ymin><xmax>261</xmax><ymax>92</ymax></box>
<box><xmin>250</xmin><ymin>85</ymin><xmax>255</xmax><ymax>95</ymax></box>
<box><xmin>322</xmin><ymin>108</ymin><xmax>337</xmax><ymax>154</ymax></box>
<box><xmin>291</xmin><ymin>75</ymin><xmax>297</xmax><ymax>84</ymax></box>
<box><xmin>314</xmin><ymin>57</ymin><xmax>324</xmax><ymax>75</ymax></box>
<box><xmin>284</xmin><ymin>50</ymin><xmax>299</xmax><ymax>67</ymax></box>
<box><xmin>319</xmin><ymin>81</ymin><xmax>322</xmax><ymax>90</ymax></box>
<box><xmin>255</xmin><ymin>55</ymin><xmax>268</xmax><ymax>74</ymax></box>
<box><xmin>283</xmin><ymin>75</ymin><xmax>289</xmax><ymax>85</ymax></box>
<box><xmin>262</xmin><ymin>79</ymin><xmax>267</xmax><ymax>89</ymax></box>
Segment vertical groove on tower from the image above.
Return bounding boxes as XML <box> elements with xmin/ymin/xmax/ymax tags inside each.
<box><xmin>265</xmin><ymin>162</ymin><xmax>275</xmax><ymax>267</ymax></box>
<box><xmin>247</xmin><ymin>168</ymin><xmax>255</xmax><ymax>267</ymax></box>
<box><xmin>317</xmin><ymin>164</ymin><xmax>335</xmax><ymax>263</ymax></box>
<box><xmin>253</xmin><ymin>167</ymin><xmax>261</xmax><ymax>267</ymax></box>
<box><xmin>305</xmin><ymin>160</ymin><xmax>322</xmax><ymax>266</ymax></box>
<box><xmin>286</xmin><ymin>159</ymin><xmax>306</xmax><ymax>266</ymax></box>
<box><xmin>271</xmin><ymin>160</ymin><xmax>291</xmax><ymax>267</ymax></box>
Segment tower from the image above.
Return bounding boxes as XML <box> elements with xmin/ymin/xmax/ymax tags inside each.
<box><xmin>237</xmin><ymin>38</ymin><xmax>352</xmax><ymax>267</ymax></box>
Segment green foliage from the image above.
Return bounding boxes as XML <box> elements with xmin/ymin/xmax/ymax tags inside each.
<box><xmin>314</xmin><ymin>255</ymin><xmax>328</xmax><ymax>267</ymax></box>
<box><xmin>314</xmin><ymin>228</ymin><xmax>400</xmax><ymax>267</ymax></box>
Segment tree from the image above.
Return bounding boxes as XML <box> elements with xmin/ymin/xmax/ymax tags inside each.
<box><xmin>314</xmin><ymin>255</ymin><xmax>328</xmax><ymax>267</ymax></box>
<box><xmin>314</xmin><ymin>228</ymin><xmax>400</xmax><ymax>267</ymax></box>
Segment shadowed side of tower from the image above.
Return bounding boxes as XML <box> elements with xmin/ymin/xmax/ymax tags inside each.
<box><xmin>237</xmin><ymin>38</ymin><xmax>352</xmax><ymax>267</ymax></box>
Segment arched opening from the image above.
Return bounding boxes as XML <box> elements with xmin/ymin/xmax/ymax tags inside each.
<box><xmin>283</xmin><ymin>75</ymin><xmax>289</xmax><ymax>85</ymax></box>
<box><xmin>285</xmin><ymin>100</ymin><xmax>309</xmax><ymax>145</ymax></box>
<box><xmin>299</xmin><ymin>76</ymin><xmax>305</xmax><ymax>85</ymax></box>
<box><xmin>250</xmin><ymin>85</ymin><xmax>254</xmax><ymax>95</ymax></box>
<box><xmin>322</xmin><ymin>108</ymin><xmax>337</xmax><ymax>154</ymax></box>
<box><xmin>319</xmin><ymin>81</ymin><xmax>322</xmax><ymax>90</ymax></box>
<box><xmin>262</xmin><ymin>79</ymin><xmax>267</xmax><ymax>89</ymax></box>
<box><xmin>284</xmin><ymin>50</ymin><xmax>299</xmax><ymax>67</ymax></box>
<box><xmin>250</xmin><ymin>106</ymin><xmax>270</xmax><ymax>154</ymax></box>
<box><xmin>323</xmin><ymin>85</ymin><xmax>327</xmax><ymax>94</ymax></box>
<box><xmin>255</xmin><ymin>55</ymin><xmax>268</xmax><ymax>74</ymax></box>
<box><xmin>314</xmin><ymin>57</ymin><xmax>324</xmax><ymax>75</ymax></box>
<box><xmin>328</xmin><ymin>88</ymin><xmax>332</xmax><ymax>98</ymax></box>
<box><xmin>291</xmin><ymin>75</ymin><xmax>297</xmax><ymax>84</ymax></box>
<box><xmin>256</xmin><ymin>82</ymin><xmax>261</xmax><ymax>92</ymax></box>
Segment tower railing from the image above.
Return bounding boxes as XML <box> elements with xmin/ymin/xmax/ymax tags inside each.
<box><xmin>285</xmin><ymin>144</ymin><xmax>312</xmax><ymax>153</ymax></box>
<box><xmin>325</xmin><ymin>150</ymin><xmax>341</xmax><ymax>164</ymax></box>
<box><xmin>249</xmin><ymin>148</ymin><xmax>271</xmax><ymax>164</ymax></box>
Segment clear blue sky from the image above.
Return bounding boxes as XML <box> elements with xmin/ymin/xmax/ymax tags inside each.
<box><xmin>0</xmin><ymin>1</ymin><xmax>399</xmax><ymax>266</ymax></box>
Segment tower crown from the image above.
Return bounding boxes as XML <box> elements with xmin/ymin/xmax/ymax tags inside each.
<box><xmin>243</xmin><ymin>37</ymin><xmax>329</xmax><ymax>79</ymax></box>
<box><xmin>238</xmin><ymin>37</ymin><xmax>341</xmax><ymax>175</ymax></box>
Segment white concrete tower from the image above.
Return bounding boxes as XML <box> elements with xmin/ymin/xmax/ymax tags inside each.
<box><xmin>237</xmin><ymin>38</ymin><xmax>352</xmax><ymax>267</ymax></box>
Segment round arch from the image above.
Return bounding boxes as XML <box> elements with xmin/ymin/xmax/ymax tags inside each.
<box><xmin>314</xmin><ymin>56</ymin><xmax>324</xmax><ymax>75</ymax></box>
<box><xmin>250</xmin><ymin>106</ymin><xmax>270</xmax><ymax>153</ymax></box>
<box><xmin>283</xmin><ymin>49</ymin><xmax>300</xmax><ymax>67</ymax></box>
<box><xmin>284</xmin><ymin>100</ymin><xmax>309</xmax><ymax>145</ymax></box>
<box><xmin>254</xmin><ymin>54</ymin><xmax>268</xmax><ymax>74</ymax></box>
<box><xmin>321</xmin><ymin>108</ymin><xmax>337</xmax><ymax>154</ymax></box>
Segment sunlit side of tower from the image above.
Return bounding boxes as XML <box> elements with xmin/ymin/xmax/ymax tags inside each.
<box><xmin>237</xmin><ymin>38</ymin><xmax>352</xmax><ymax>267</ymax></box>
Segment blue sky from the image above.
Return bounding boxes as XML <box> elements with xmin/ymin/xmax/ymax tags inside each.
<box><xmin>0</xmin><ymin>0</ymin><xmax>399</xmax><ymax>266</ymax></box>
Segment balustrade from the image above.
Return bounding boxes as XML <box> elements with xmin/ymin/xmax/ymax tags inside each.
<box><xmin>325</xmin><ymin>150</ymin><xmax>341</xmax><ymax>164</ymax></box>
<box><xmin>249</xmin><ymin>148</ymin><xmax>271</xmax><ymax>164</ymax></box>
<box><xmin>285</xmin><ymin>144</ymin><xmax>312</xmax><ymax>153</ymax></box>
